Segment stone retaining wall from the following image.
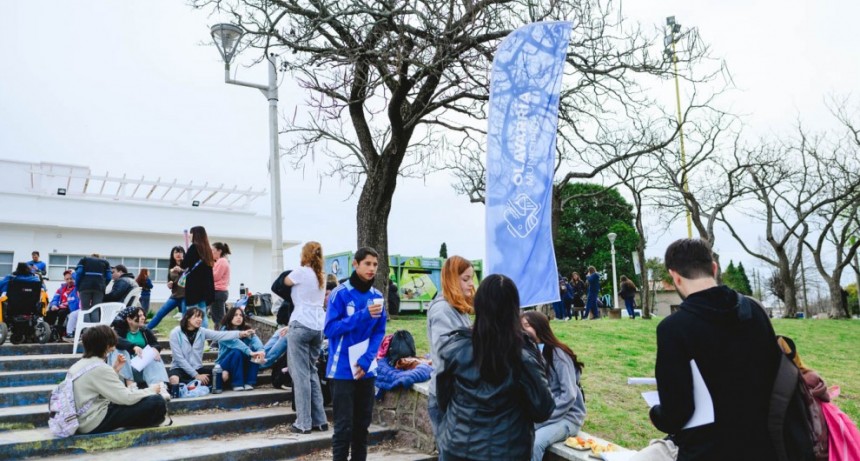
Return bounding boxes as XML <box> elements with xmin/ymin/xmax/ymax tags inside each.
<box><xmin>373</xmin><ymin>381</ymin><xmax>436</xmax><ymax>453</ymax></box>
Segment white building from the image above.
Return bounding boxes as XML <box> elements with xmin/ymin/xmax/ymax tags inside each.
<box><xmin>0</xmin><ymin>159</ymin><xmax>298</xmax><ymax>303</ymax></box>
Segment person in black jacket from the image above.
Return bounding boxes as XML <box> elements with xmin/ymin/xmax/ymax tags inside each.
<box><xmin>619</xmin><ymin>275</ymin><xmax>638</xmax><ymax>319</ymax></box>
<box><xmin>74</xmin><ymin>254</ymin><xmax>111</xmax><ymax>319</ymax></box>
<box><xmin>173</xmin><ymin>226</ymin><xmax>215</xmax><ymax>328</ymax></box>
<box><xmin>108</xmin><ymin>306</ymin><xmax>170</xmax><ymax>390</ymax></box>
<box><xmin>630</xmin><ymin>239</ymin><xmax>780</xmax><ymax>461</ymax></box>
<box><xmin>104</xmin><ymin>265</ymin><xmax>139</xmax><ymax>304</ymax></box>
<box><xmin>436</xmin><ymin>274</ymin><xmax>555</xmax><ymax>461</ymax></box>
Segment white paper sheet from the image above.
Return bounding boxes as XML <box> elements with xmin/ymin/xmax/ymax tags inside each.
<box><xmin>601</xmin><ymin>452</ymin><xmax>637</xmax><ymax>461</ymax></box>
<box><xmin>642</xmin><ymin>391</ymin><xmax>661</xmax><ymax>407</ymax></box>
<box><xmin>639</xmin><ymin>360</ymin><xmax>715</xmax><ymax>429</ymax></box>
<box><xmin>684</xmin><ymin>359</ymin><xmax>715</xmax><ymax>429</ymax></box>
<box><xmin>347</xmin><ymin>339</ymin><xmax>378</xmax><ymax>380</ymax></box>
<box><xmin>628</xmin><ymin>377</ymin><xmax>658</xmax><ymax>386</ymax></box>
<box><xmin>129</xmin><ymin>345</ymin><xmax>159</xmax><ymax>371</ymax></box>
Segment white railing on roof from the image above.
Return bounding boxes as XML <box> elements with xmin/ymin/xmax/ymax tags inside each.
<box><xmin>26</xmin><ymin>161</ymin><xmax>265</xmax><ymax>211</ymax></box>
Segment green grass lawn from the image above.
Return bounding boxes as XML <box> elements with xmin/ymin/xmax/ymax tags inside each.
<box><xmin>386</xmin><ymin>316</ymin><xmax>860</xmax><ymax>449</ymax></box>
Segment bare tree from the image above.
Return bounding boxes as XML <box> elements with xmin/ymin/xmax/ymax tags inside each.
<box><xmin>444</xmin><ymin>1</ymin><xmax>727</xmax><ymax>239</ymax></box>
<box><xmin>191</xmin><ymin>0</ymin><xmax>573</xmax><ymax>292</ymax></box>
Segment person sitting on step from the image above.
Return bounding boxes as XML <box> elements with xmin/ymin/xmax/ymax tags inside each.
<box><xmin>168</xmin><ymin>307</ymin><xmax>252</xmax><ymax>396</ymax></box>
<box><xmin>216</xmin><ymin>307</ymin><xmax>265</xmax><ymax>391</ymax></box>
<box><xmin>109</xmin><ymin>306</ymin><xmax>169</xmax><ymax>391</ymax></box>
<box><xmin>68</xmin><ymin>324</ymin><xmax>167</xmax><ymax>434</ymax></box>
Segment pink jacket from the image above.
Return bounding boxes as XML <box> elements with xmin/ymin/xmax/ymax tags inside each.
<box><xmin>213</xmin><ymin>258</ymin><xmax>230</xmax><ymax>291</ymax></box>
<box><xmin>823</xmin><ymin>387</ymin><xmax>860</xmax><ymax>461</ymax></box>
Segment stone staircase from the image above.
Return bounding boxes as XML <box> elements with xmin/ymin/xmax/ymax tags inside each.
<box><xmin>0</xmin><ymin>341</ymin><xmax>433</xmax><ymax>460</ymax></box>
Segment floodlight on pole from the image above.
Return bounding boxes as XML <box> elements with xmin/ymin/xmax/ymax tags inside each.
<box><xmin>209</xmin><ymin>23</ymin><xmax>285</xmax><ymax>281</ymax></box>
<box><xmin>608</xmin><ymin>232</ymin><xmax>619</xmax><ymax>314</ymax></box>
<box><xmin>664</xmin><ymin>15</ymin><xmax>692</xmax><ymax>238</ymax></box>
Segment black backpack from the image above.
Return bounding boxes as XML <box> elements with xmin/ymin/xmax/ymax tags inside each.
<box><xmin>271</xmin><ymin>270</ymin><xmax>294</xmax><ymax>326</ymax></box>
<box><xmin>386</xmin><ymin>330</ymin><xmax>416</xmax><ymax>366</ymax></box>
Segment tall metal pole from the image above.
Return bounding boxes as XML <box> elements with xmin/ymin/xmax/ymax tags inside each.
<box><xmin>667</xmin><ymin>18</ymin><xmax>692</xmax><ymax>238</ymax></box>
<box><xmin>610</xmin><ymin>241</ymin><xmax>619</xmax><ymax>312</ymax></box>
<box><xmin>267</xmin><ymin>53</ymin><xmax>284</xmax><ymax>281</ymax></box>
<box><xmin>221</xmin><ymin>54</ymin><xmax>284</xmax><ymax>282</ymax></box>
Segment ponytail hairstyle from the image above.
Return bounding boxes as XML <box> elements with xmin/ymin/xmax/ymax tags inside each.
<box><xmin>472</xmin><ymin>274</ymin><xmax>524</xmax><ymax>385</ymax></box>
<box><xmin>521</xmin><ymin>310</ymin><xmax>584</xmax><ymax>372</ymax></box>
<box><xmin>440</xmin><ymin>256</ymin><xmax>474</xmax><ymax>314</ymax></box>
<box><xmin>300</xmin><ymin>241</ymin><xmax>324</xmax><ymax>289</ymax></box>
<box><xmin>213</xmin><ymin>242</ymin><xmax>231</xmax><ymax>257</ymax></box>
<box><xmin>190</xmin><ymin>226</ymin><xmax>215</xmax><ymax>266</ymax></box>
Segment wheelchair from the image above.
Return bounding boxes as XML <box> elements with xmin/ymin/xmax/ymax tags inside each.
<box><xmin>0</xmin><ymin>279</ymin><xmax>52</xmax><ymax>346</ymax></box>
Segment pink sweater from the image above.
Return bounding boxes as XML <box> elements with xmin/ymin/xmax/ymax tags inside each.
<box><xmin>213</xmin><ymin>258</ymin><xmax>230</xmax><ymax>291</ymax></box>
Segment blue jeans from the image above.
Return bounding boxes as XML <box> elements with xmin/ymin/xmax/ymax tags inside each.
<box><xmin>107</xmin><ymin>349</ymin><xmax>169</xmax><ymax>386</ymax></box>
<box><xmin>139</xmin><ymin>296</ymin><xmax>151</xmax><ymax>315</ymax></box>
<box><xmin>625</xmin><ymin>297</ymin><xmax>636</xmax><ymax>318</ymax></box>
<box><xmin>261</xmin><ymin>332</ymin><xmax>288</xmax><ymax>369</ymax></box>
<box><xmin>287</xmin><ymin>322</ymin><xmax>327</xmax><ymax>431</ymax></box>
<box><xmin>532</xmin><ymin>420</ymin><xmax>578</xmax><ymax>461</ymax></box>
<box><xmin>552</xmin><ymin>302</ymin><xmax>565</xmax><ymax>320</ymax></box>
<box><xmin>146</xmin><ymin>298</ymin><xmax>185</xmax><ymax>330</ymax></box>
<box><xmin>218</xmin><ymin>348</ymin><xmax>259</xmax><ymax>387</ymax></box>
<box><xmin>586</xmin><ymin>295</ymin><xmax>600</xmax><ymax>319</ymax></box>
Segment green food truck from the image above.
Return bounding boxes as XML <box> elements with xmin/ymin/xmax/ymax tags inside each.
<box><xmin>324</xmin><ymin>252</ymin><xmax>482</xmax><ymax>313</ymax></box>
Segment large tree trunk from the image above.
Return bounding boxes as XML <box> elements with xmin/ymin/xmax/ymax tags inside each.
<box><xmin>827</xmin><ymin>271</ymin><xmax>848</xmax><ymax>319</ymax></box>
<box><xmin>355</xmin><ymin>165</ymin><xmax>397</xmax><ymax>304</ymax></box>
<box><xmin>778</xmin><ymin>257</ymin><xmax>799</xmax><ymax>318</ymax></box>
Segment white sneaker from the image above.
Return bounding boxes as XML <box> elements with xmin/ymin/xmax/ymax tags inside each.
<box><xmin>234</xmin><ymin>385</ymin><xmax>246</xmax><ymax>392</ymax></box>
<box><xmin>244</xmin><ymin>384</ymin><xmax>254</xmax><ymax>391</ymax></box>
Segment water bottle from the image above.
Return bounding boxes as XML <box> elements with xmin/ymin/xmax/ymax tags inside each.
<box><xmin>240</xmin><ymin>283</ymin><xmax>247</xmax><ymax>298</ymax></box>
<box><xmin>212</xmin><ymin>363</ymin><xmax>223</xmax><ymax>394</ymax></box>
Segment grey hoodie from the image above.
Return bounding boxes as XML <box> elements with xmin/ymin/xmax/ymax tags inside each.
<box><xmin>426</xmin><ymin>296</ymin><xmax>471</xmax><ymax>396</ymax></box>
<box><xmin>536</xmin><ymin>349</ymin><xmax>586</xmax><ymax>431</ymax></box>
<box><xmin>169</xmin><ymin>326</ymin><xmax>241</xmax><ymax>378</ymax></box>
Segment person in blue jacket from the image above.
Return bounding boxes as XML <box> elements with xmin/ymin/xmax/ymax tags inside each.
<box><xmin>0</xmin><ymin>262</ymin><xmax>44</xmax><ymax>294</ymax></box>
<box><xmin>216</xmin><ymin>307</ymin><xmax>265</xmax><ymax>391</ymax></box>
<box><xmin>27</xmin><ymin>251</ymin><xmax>46</xmax><ymax>277</ymax></box>
<box><xmin>324</xmin><ymin>247</ymin><xmax>387</xmax><ymax>461</ymax></box>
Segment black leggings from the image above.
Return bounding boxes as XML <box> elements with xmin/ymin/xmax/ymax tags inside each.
<box><xmin>89</xmin><ymin>394</ymin><xmax>166</xmax><ymax>433</ymax></box>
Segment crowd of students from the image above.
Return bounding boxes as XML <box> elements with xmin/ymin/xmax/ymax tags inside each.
<box><xmin>13</xmin><ymin>232</ymin><xmax>855</xmax><ymax>461</ymax></box>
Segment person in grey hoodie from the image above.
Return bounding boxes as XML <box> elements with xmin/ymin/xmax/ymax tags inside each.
<box><xmin>426</xmin><ymin>255</ymin><xmax>475</xmax><ymax>437</ymax></box>
<box><xmin>521</xmin><ymin>311</ymin><xmax>586</xmax><ymax>461</ymax></box>
<box><xmin>168</xmin><ymin>307</ymin><xmax>253</xmax><ymax>389</ymax></box>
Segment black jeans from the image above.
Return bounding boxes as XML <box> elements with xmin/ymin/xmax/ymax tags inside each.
<box><xmin>89</xmin><ymin>394</ymin><xmax>166</xmax><ymax>433</ymax></box>
<box><xmin>211</xmin><ymin>290</ymin><xmax>229</xmax><ymax>327</ymax></box>
<box><xmin>332</xmin><ymin>378</ymin><xmax>376</xmax><ymax>461</ymax></box>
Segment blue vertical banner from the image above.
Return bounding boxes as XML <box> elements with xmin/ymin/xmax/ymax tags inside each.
<box><xmin>485</xmin><ymin>21</ymin><xmax>572</xmax><ymax>307</ymax></box>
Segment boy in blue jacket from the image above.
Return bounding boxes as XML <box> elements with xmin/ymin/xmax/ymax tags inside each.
<box><xmin>324</xmin><ymin>247</ymin><xmax>387</xmax><ymax>461</ymax></box>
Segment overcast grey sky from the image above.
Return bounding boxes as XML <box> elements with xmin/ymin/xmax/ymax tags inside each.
<box><xmin>2</xmin><ymin>0</ymin><xmax>858</xmax><ymax>290</ymax></box>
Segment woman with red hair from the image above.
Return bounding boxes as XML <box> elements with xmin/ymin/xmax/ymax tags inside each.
<box><xmin>426</xmin><ymin>255</ymin><xmax>475</xmax><ymax>439</ymax></box>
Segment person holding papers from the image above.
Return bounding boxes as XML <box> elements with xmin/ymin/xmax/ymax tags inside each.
<box><xmin>631</xmin><ymin>239</ymin><xmax>780</xmax><ymax>461</ymax></box>
<box><xmin>324</xmin><ymin>247</ymin><xmax>387</xmax><ymax>461</ymax></box>
<box><xmin>284</xmin><ymin>241</ymin><xmax>329</xmax><ymax>435</ymax></box>
<box><xmin>109</xmin><ymin>306</ymin><xmax>169</xmax><ymax>394</ymax></box>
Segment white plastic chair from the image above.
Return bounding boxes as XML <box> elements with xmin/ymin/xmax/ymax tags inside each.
<box><xmin>123</xmin><ymin>287</ymin><xmax>142</xmax><ymax>308</ymax></box>
<box><xmin>71</xmin><ymin>302</ymin><xmax>125</xmax><ymax>354</ymax></box>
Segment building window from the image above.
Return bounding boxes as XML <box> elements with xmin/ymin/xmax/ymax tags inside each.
<box><xmin>48</xmin><ymin>254</ymin><xmax>170</xmax><ymax>283</ymax></box>
<box><xmin>0</xmin><ymin>252</ymin><xmax>13</xmax><ymax>277</ymax></box>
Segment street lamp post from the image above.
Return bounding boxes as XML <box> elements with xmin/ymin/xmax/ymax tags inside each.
<box><xmin>664</xmin><ymin>16</ymin><xmax>692</xmax><ymax>239</ymax></box>
<box><xmin>608</xmin><ymin>232</ymin><xmax>619</xmax><ymax>314</ymax></box>
<box><xmin>211</xmin><ymin>24</ymin><xmax>284</xmax><ymax>280</ymax></box>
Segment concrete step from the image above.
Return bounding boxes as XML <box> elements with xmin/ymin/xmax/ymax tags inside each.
<box><xmin>0</xmin><ymin>350</ymin><xmax>218</xmax><ymax>372</ymax></box>
<box><xmin>1</xmin><ymin>406</ymin><xmax>327</xmax><ymax>459</ymax></box>
<box><xmin>0</xmin><ymin>373</ymin><xmax>279</xmax><ymax>408</ymax></box>
<box><xmin>0</xmin><ymin>341</ymin><xmax>170</xmax><ymax>356</ymax></box>
<box><xmin>0</xmin><ymin>387</ymin><xmax>292</xmax><ymax>429</ymax></box>
<box><xmin>36</xmin><ymin>425</ymin><xmax>402</xmax><ymax>460</ymax></box>
<box><xmin>0</xmin><ymin>365</ymin><xmax>274</xmax><ymax>388</ymax></box>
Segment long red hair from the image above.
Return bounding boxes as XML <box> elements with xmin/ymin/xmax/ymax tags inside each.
<box><xmin>301</xmin><ymin>241</ymin><xmax>324</xmax><ymax>289</ymax></box>
<box><xmin>441</xmin><ymin>255</ymin><xmax>474</xmax><ymax>314</ymax></box>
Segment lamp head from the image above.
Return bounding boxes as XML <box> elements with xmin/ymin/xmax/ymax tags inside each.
<box><xmin>210</xmin><ymin>23</ymin><xmax>244</xmax><ymax>65</ymax></box>
<box><xmin>666</xmin><ymin>16</ymin><xmax>676</xmax><ymax>27</ymax></box>
<box><xmin>608</xmin><ymin>232</ymin><xmax>617</xmax><ymax>244</ymax></box>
